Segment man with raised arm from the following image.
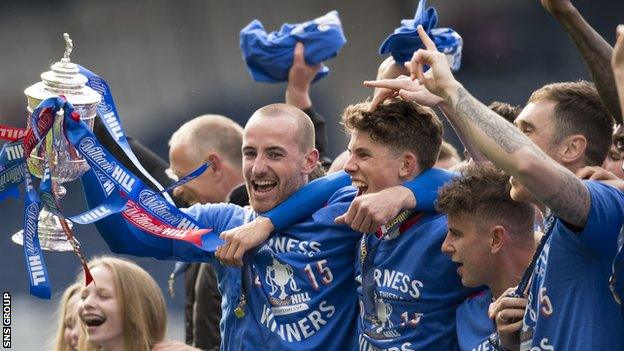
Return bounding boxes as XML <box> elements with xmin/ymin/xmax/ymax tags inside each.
<box><xmin>365</xmin><ymin>25</ymin><xmax>623</xmax><ymax>351</ymax></box>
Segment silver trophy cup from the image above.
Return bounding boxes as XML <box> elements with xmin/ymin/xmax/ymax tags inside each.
<box><xmin>11</xmin><ymin>33</ymin><xmax>101</xmax><ymax>251</ymax></box>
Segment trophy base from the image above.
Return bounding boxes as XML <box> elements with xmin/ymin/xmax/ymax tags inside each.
<box><xmin>11</xmin><ymin>210</ymin><xmax>78</xmax><ymax>252</ymax></box>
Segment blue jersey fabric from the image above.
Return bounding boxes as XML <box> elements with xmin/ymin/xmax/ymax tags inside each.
<box><xmin>356</xmin><ymin>212</ymin><xmax>479</xmax><ymax>351</ymax></box>
<box><xmin>82</xmin><ymin>168</ymin><xmax>361</xmax><ymax>350</ymax></box>
<box><xmin>611</xmin><ymin>226</ymin><xmax>624</xmax><ymax>316</ymax></box>
<box><xmin>456</xmin><ymin>290</ymin><xmax>496</xmax><ymax>351</ymax></box>
<box><xmin>239</xmin><ymin>10</ymin><xmax>346</xmax><ymax>84</ymax></box>
<box><xmin>521</xmin><ymin>181</ymin><xmax>624</xmax><ymax>351</ymax></box>
<box><xmin>378</xmin><ymin>0</ymin><xmax>462</xmax><ymax>70</ymax></box>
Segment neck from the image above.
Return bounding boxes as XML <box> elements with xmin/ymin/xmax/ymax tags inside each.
<box><xmin>221</xmin><ymin>167</ymin><xmax>244</xmax><ymax>200</ymax></box>
<box><xmin>488</xmin><ymin>247</ymin><xmax>534</xmax><ymax>299</ymax></box>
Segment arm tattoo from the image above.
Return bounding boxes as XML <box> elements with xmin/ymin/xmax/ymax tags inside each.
<box><xmin>541</xmin><ymin>170</ymin><xmax>590</xmax><ymax>229</ymax></box>
<box><xmin>453</xmin><ymin>87</ymin><xmax>533</xmax><ymax>154</ymax></box>
<box><xmin>452</xmin><ymin>87</ymin><xmax>590</xmax><ymax>227</ymax></box>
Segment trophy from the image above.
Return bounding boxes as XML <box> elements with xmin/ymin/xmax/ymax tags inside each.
<box><xmin>11</xmin><ymin>33</ymin><xmax>101</xmax><ymax>251</ymax></box>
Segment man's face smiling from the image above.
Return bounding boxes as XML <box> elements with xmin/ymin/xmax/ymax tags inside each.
<box><xmin>242</xmin><ymin>114</ymin><xmax>309</xmax><ymax>213</ymax></box>
<box><xmin>343</xmin><ymin>129</ymin><xmax>404</xmax><ymax>194</ymax></box>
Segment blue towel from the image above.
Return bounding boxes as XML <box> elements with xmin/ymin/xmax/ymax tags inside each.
<box><xmin>379</xmin><ymin>0</ymin><xmax>463</xmax><ymax>71</ymax></box>
<box><xmin>240</xmin><ymin>11</ymin><xmax>347</xmax><ymax>84</ymax></box>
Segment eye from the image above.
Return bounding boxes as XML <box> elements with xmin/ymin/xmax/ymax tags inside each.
<box><xmin>243</xmin><ymin>150</ymin><xmax>256</xmax><ymax>159</ymax></box>
<box><xmin>449</xmin><ymin>230</ymin><xmax>461</xmax><ymax>238</ymax></box>
<box><xmin>267</xmin><ymin>151</ymin><xmax>284</xmax><ymax>160</ymax></box>
<box><xmin>609</xmin><ymin>150</ymin><xmax>622</xmax><ymax>162</ymax></box>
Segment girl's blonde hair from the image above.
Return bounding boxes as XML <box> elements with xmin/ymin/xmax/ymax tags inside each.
<box><xmin>53</xmin><ymin>282</ymin><xmax>81</xmax><ymax>351</ymax></box>
<box><xmin>78</xmin><ymin>256</ymin><xmax>167</xmax><ymax>350</ymax></box>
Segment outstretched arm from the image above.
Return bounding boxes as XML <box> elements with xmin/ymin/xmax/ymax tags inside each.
<box><xmin>613</xmin><ymin>25</ymin><xmax>624</xmax><ymax>123</ymax></box>
<box><xmin>365</xmin><ymin>26</ymin><xmax>590</xmax><ymax>228</ymax></box>
<box><xmin>81</xmin><ymin>168</ymin><xmax>241</xmax><ymax>262</ymax></box>
<box><xmin>541</xmin><ymin>0</ymin><xmax>622</xmax><ymax>124</ymax></box>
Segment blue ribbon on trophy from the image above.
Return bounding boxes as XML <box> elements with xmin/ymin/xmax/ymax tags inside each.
<box><xmin>76</xmin><ymin>65</ymin><xmax>175</xmax><ymax>205</ymax></box>
<box><xmin>9</xmin><ymin>93</ymin><xmax>219</xmax><ymax>299</ymax></box>
<box><xmin>21</xmin><ymin>161</ymin><xmax>52</xmax><ymax>299</ymax></box>
<box><xmin>3</xmin><ymin>30</ymin><xmax>223</xmax><ymax>298</ymax></box>
<box><xmin>0</xmin><ymin>142</ymin><xmax>24</xmax><ymax>200</ymax></box>
<box><xmin>61</xmin><ymin>98</ymin><xmax>220</xmax><ymax>249</ymax></box>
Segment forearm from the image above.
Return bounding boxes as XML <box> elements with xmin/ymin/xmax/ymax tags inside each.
<box><xmin>615</xmin><ymin>68</ymin><xmax>624</xmax><ymax>120</ymax></box>
<box><xmin>436</xmin><ymin>107</ymin><xmax>487</xmax><ymax>163</ymax></box>
<box><xmin>81</xmin><ymin>170</ymin><xmax>213</xmax><ymax>261</ymax></box>
<box><xmin>263</xmin><ymin>171</ymin><xmax>351</xmax><ymax>229</ymax></box>
<box><xmin>440</xmin><ymin>84</ymin><xmax>590</xmax><ymax>227</ymax></box>
<box><xmin>401</xmin><ymin>167</ymin><xmax>456</xmax><ymax>212</ymax></box>
<box><xmin>552</xmin><ymin>5</ymin><xmax>622</xmax><ymax>123</ymax></box>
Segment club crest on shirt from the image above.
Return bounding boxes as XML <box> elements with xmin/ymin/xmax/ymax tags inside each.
<box><xmin>265</xmin><ymin>258</ymin><xmax>311</xmax><ymax>315</ymax></box>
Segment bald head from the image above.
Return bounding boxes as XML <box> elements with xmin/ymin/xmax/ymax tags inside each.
<box><xmin>248</xmin><ymin>103</ymin><xmax>315</xmax><ymax>153</ymax></box>
<box><xmin>169</xmin><ymin>114</ymin><xmax>243</xmax><ymax>168</ymax></box>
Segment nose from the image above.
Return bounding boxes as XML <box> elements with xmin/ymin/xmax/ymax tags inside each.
<box><xmin>251</xmin><ymin>155</ymin><xmax>268</xmax><ymax>176</ymax></box>
<box><xmin>342</xmin><ymin>154</ymin><xmax>357</xmax><ymax>174</ymax></box>
<box><xmin>69</xmin><ymin>323</ymin><xmax>81</xmax><ymax>347</ymax></box>
<box><xmin>441</xmin><ymin>233</ymin><xmax>454</xmax><ymax>255</ymax></box>
<box><xmin>80</xmin><ymin>292</ymin><xmax>96</xmax><ymax>312</ymax></box>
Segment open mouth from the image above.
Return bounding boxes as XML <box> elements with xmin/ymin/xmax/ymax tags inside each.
<box><xmin>82</xmin><ymin>314</ymin><xmax>106</xmax><ymax>327</ymax></box>
<box><xmin>252</xmin><ymin>179</ymin><xmax>277</xmax><ymax>194</ymax></box>
<box><xmin>352</xmin><ymin>180</ymin><xmax>368</xmax><ymax>195</ymax></box>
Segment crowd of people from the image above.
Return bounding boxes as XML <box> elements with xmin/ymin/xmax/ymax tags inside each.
<box><xmin>47</xmin><ymin>0</ymin><xmax>624</xmax><ymax>350</ymax></box>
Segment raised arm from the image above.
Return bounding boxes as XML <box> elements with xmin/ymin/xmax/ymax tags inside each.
<box><xmin>613</xmin><ymin>25</ymin><xmax>624</xmax><ymax>121</ymax></box>
<box><xmin>365</xmin><ymin>26</ymin><xmax>590</xmax><ymax>228</ymax></box>
<box><xmin>541</xmin><ymin>0</ymin><xmax>622</xmax><ymax>124</ymax></box>
<box><xmin>285</xmin><ymin>42</ymin><xmax>330</xmax><ymax>161</ymax></box>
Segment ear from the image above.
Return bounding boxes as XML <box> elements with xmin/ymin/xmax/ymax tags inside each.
<box><xmin>490</xmin><ymin>225</ymin><xmax>506</xmax><ymax>254</ymax></box>
<box><xmin>204</xmin><ymin>153</ymin><xmax>222</xmax><ymax>178</ymax></box>
<box><xmin>559</xmin><ymin>134</ymin><xmax>587</xmax><ymax>165</ymax></box>
<box><xmin>302</xmin><ymin>148</ymin><xmax>320</xmax><ymax>174</ymax></box>
<box><xmin>399</xmin><ymin>151</ymin><xmax>419</xmax><ymax>179</ymax></box>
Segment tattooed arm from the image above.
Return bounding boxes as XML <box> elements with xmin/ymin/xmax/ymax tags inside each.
<box><xmin>541</xmin><ymin>0</ymin><xmax>622</xmax><ymax>124</ymax></box>
<box><xmin>364</xmin><ymin>26</ymin><xmax>591</xmax><ymax>228</ymax></box>
<box><xmin>441</xmin><ymin>86</ymin><xmax>590</xmax><ymax>228</ymax></box>
<box><xmin>613</xmin><ymin>26</ymin><xmax>624</xmax><ymax>122</ymax></box>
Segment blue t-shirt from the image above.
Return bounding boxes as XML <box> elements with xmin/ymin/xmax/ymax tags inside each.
<box><xmin>520</xmin><ymin>181</ymin><xmax>624</xmax><ymax>351</ymax></box>
<box><xmin>82</xmin><ymin>165</ymin><xmax>361</xmax><ymax>350</ymax></box>
<box><xmin>456</xmin><ymin>290</ymin><xmax>496</xmax><ymax>351</ymax></box>
<box><xmin>611</xmin><ymin>226</ymin><xmax>624</xmax><ymax>316</ymax></box>
<box><xmin>356</xmin><ymin>212</ymin><xmax>479</xmax><ymax>351</ymax></box>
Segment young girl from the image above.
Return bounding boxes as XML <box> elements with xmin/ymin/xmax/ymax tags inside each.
<box><xmin>53</xmin><ymin>282</ymin><xmax>81</xmax><ymax>351</ymax></box>
<box><xmin>77</xmin><ymin>256</ymin><xmax>168</xmax><ymax>351</ymax></box>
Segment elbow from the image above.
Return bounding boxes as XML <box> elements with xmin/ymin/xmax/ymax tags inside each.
<box><xmin>513</xmin><ymin>149</ymin><xmax>546</xmax><ymax>180</ymax></box>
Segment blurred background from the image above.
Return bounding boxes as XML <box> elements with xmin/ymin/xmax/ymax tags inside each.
<box><xmin>0</xmin><ymin>0</ymin><xmax>622</xmax><ymax>348</ymax></box>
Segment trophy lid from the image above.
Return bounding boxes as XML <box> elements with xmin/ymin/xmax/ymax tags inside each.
<box><xmin>24</xmin><ymin>33</ymin><xmax>101</xmax><ymax>106</ymax></box>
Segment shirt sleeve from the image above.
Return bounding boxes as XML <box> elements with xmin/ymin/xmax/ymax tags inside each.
<box><xmin>401</xmin><ymin>167</ymin><xmax>457</xmax><ymax>212</ymax></box>
<box><xmin>562</xmin><ymin>180</ymin><xmax>624</xmax><ymax>254</ymax></box>
<box><xmin>80</xmin><ymin>168</ymin><xmax>244</xmax><ymax>262</ymax></box>
<box><xmin>262</xmin><ymin>171</ymin><xmax>351</xmax><ymax>230</ymax></box>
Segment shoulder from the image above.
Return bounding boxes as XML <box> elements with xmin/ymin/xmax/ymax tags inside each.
<box><xmin>457</xmin><ymin>290</ymin><xmax>490</xmax><ymax>316</ymax></box>
<box><xmin>327</xmin><ymin>185</ymin><xmax>357</xmax><ymax>204</ymax></box>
